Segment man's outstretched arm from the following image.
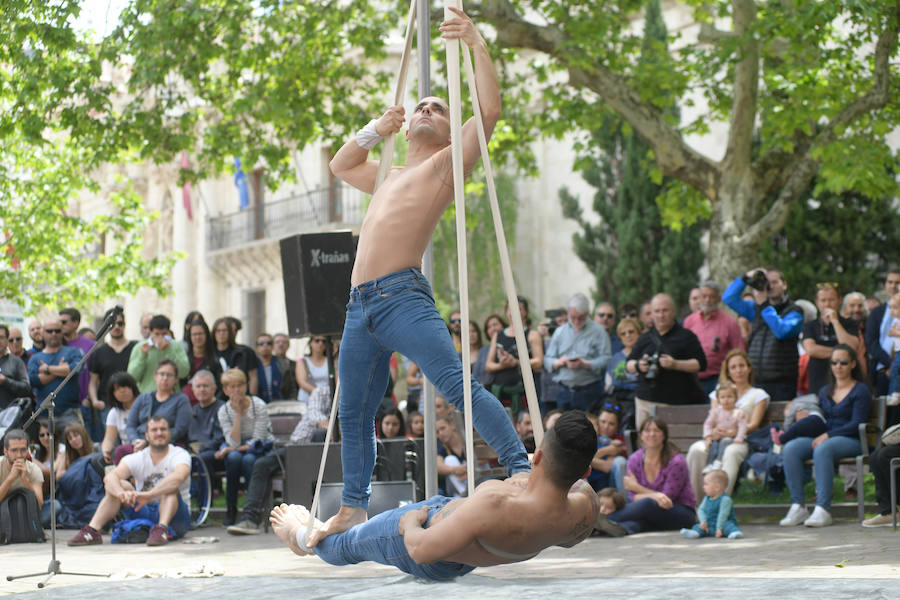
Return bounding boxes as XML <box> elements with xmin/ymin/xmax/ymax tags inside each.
<box><xmin>329</xmin><ymin>106</ymin><xmax>406</xmax><ymax>194</ymax></box>
<box><xmin>443</xmin><ymin>7</ymin><xmax>501</xmax><ymax>173</ymax></box>
<box><xmin>400</xmin><ymin>495</ymin><xmax>494</xmax><ymax>564</ymax></box>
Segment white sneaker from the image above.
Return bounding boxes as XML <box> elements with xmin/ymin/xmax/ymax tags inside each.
<box><xmin>803</xmin><ymin>505</ymin><xmax>833</xmax><ymax>527</ymax></box>
<box><xmin>887</xmin><ymin>393</ymin><xmax>900</xmax><ymax>407</ymax></box>
<box><xmin>861</xmin><ymin>513</ymin><xmax>894</xmax><ymax>528</ymax></box>
<box><xmin>779</xmin><ymin>503</ymin><xmax>809</xmax><ymax>526</ymax></box>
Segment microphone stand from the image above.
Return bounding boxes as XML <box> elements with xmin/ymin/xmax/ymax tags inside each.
<box><xmin>7</xmin><ymin>306</ymin><xmax>123</xmax><ymax>588</ymax></box>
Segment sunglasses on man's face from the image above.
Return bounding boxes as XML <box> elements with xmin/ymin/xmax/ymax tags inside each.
<box><xmin>44</xmin><ymin>329</ymin><xmax>62</xmax><ymax>334</ymax></box>
<box><xmin>8</xmin><ymin>337</ymin><xmax>22</xmax><ymax>342</ymax></box>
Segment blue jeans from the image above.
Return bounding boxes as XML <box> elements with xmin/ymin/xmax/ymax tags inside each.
<box><xmin>782</xmin><ymin>435</ymin><xmax>861</xmax><ymax>510</ymax></box>
<box><xmin>41</xmin><ymin>499</ymin><xmax>61</xmax><ymax>528</ymax></box>
<box><xmin>338</xmin><ymin>268</ymin><xmax>530</xmax><ymax>508</ymax></box>
<box><xmin>225</xmin><ymin>449</ymin><xmax>260</xmax><ymax>510</ymax></box>
<box><xmin>555</xmin><ymin>380</ymin><xmax>605</xmax><ymax>412</ymax></box>
<box><xmin>121</xmin><ymin>496</ymin><xmax>191</xmax><ymax>538</ymax></box>
<box><xmin>608</xmin><ymin>497</ymin><xmax>696</xmax><ymax>534</ymax></box>
<box><xmin>314</xmin><ymin>495</ymin><xmax>476</xmax><ymax>581</ymax></box>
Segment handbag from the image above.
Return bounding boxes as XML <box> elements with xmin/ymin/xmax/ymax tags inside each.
<box><xmin>882</xmin><ymin>423</ymin><xmax>900</xmax><ymax>446</ymax></box>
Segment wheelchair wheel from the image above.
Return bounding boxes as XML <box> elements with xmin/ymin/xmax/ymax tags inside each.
<box><xmin>189</xmin><ymin>451</ymin><xmax>212</xmax><ymax>528</ymax></box>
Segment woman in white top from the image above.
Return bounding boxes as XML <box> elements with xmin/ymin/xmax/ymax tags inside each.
<box><xmin>686</xmin><ymin>349</ymin><xmax>770</xmax><ymax>499</ymax></box>
<box><xmin>296</xmin><ymin>335</ymin><xmax>332</xmax><ymax>405</ymax></box>
<box><xmin>100</xmin><ymin>372</ymin><xmax>140</xmax><ymax>464</ymax></box>
<box><xmin>216</xmin><ymin>368</ymin><xmax>274</xmax><ymax>525</ymax></box>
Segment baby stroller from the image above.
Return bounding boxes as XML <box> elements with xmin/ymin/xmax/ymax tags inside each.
<box><xmin>0</xmin><ymin>397</ymin><xmax>35</xmax><ymax>441</ymax></box>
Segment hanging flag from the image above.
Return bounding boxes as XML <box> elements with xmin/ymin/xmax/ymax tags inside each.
<box><xmin>234</xmin><ymin>157</ymin><xmax>250</xmax><ymax>210</ymax></box>
<box><xmin>181</xmin><ymin>151</ymin><xmax>193</xmax><ymax>220</ymax></box>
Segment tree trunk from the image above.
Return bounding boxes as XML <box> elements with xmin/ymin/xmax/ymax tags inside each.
<box><xmin>707</xmin><ymin>185</ymin><xmax>762</xmax><ymax>285</ymax></box>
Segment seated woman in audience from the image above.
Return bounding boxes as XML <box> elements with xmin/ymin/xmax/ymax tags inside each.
<box><xmin>32</xmin><ymin>419</ymin><xmax>56</xmax><ymax>495</ymax></box>
<box><xmin>780</xmin><ymin>344</ymin><xmax>872</xmax><ymax>527</ymax></box>
<box><xmin>182</xmin><ymin>319</ymin><xmax>222</xmax><ymax>405</ymax></box>
<box><xmin>607</xmin><ymin>418</ymin><xmax>696</xmax><ymax>535</ymax></box>
<box><xmin>686</xmin><ymin>349</ymin><xmax>770</xmax><ymax>499</ymax></box>
<box><xmin>605</xmin><ymin>317</ymin><xmax>642</xmax><ymax>420</ymax></box>
<box><xmin>54</xmin><ymin>422</ymin><xmax>94</xmax><ymax>480</ymax></box>
<box><xmin>435</xmin><ymin>415</ymin><xmax>467</xmax><ymax>497</ymax></box>
<box><xmin>378</xmin><ymin>408</ymin><xmax>406</xmax><ymax>439</ymax></box>
<box><xmin>296</xmin><ymin>334</ymin><xmax>331</xmax><ymax>407</ymax></box>
<box><xmin>485</xmin><ymin>297</ymin><xmax>543</xmax><ymax>408</ymax></box>
<box><xmin>216</xmin><ymin>367</ymin><xmax>274</xmax><ymax>525</ymax></box>
<box><xmin>127</xmin><ymin>358</ymin><xmax>192</xmax><ymax>447</ymax></box>
<box><xmin>587</xmin><ymin>407</ymin><xmax>628</xmax><ymax>494</ymax></box>
<box><xmin>474</xmin><ymin>314</ymin><xmax>507</xmax><ymax>387</ymax></box>
<box><xmin>101</xmin><ymin>371</ymin><xmax>140</xmax><ymax>464</ymax></box>
<box><xmin>466</xmin><ymin>320</ymin><xmax>485</xmax><ymax>381</ymax></box>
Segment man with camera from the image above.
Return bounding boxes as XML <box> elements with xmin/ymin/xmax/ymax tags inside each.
<box><xmin>723</xmin><ymin>268</ymin><xmax>804</xmax><ymax>402</ymax></box>
<box><xmin>627</xmin><ymin>294</ymin><xmax>707</xmax><ymax>428</ymax></box>
<box><xmin>543</xmin><ymin>293</ymin><xmax>611</xmax><ymax>412</ymax></box>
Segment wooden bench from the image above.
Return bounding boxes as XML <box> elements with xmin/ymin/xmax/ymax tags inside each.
<box><xmin>641</xmin><ymin>397</ymin><xmax>887</xmax><ymax>522</ymax></box>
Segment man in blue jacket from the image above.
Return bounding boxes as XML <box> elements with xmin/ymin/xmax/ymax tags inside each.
<box><xmin>723</xmin><ymin>268</ymin><xmax>803</xmax><ymax>402</ymax></box>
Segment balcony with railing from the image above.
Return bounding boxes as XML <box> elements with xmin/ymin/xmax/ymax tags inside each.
<box><xmin>206</xmin><ymin>184</ymin><xmax>364</xmax><ymax>252</ymax></box>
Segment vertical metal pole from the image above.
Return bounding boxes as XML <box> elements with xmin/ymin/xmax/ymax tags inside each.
<box><xmin>418</xmin><ymin>0</ymin><xmax>438</xmax><ymax>500</ymax></box>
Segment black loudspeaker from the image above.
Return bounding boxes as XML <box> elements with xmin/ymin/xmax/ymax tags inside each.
<box><xmin>280</xmin><ymin>231</ymin><xmax>356</xmax><ymax>337</ymax></box>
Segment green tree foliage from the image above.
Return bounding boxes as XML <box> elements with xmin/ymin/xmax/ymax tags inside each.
<box><xmin>468</xmin><ymin>0</ymin><xmax>900</xmax><ymax>281</ymax></box>
<box><xmin>1</xmin><ymin>1</ymin><xmax>177</xmax><ymax>311</ymax></box>
<box><xmin>759</xmin><ymin>189</ymin><xmax>900</xmax><ymax>301</ymax></box>
<box><xmin>560</xmin><ymin>0</ymin><xmax>703</xmax><ymax>312</ymax></box>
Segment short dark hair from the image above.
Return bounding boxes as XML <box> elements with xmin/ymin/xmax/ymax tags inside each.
<box><xmin>541</xmin><ymin>411</ymin><xmax>597</xmax><ymax>487</ymax></box>
<box><xmin>149</xmin><ymin>314</ymin><xmax>171</xmax><ymax>332</ymax></box>
<box><xmin>3</xmin><ymin>428</ymin><xmax>28</xmax><ymax>449</ymax></box>
<box><xmin>59</xmin><ymin>308</ymin><xmax>82</xmax><ymax>324</ymax></box>
<box><xmin>147</xmin><ymin>414</ymin><xmax>169</xmax><ymax>427</ymax></box>
<box><xmin>107</xmin><ymin>371</ymin><xmax>140</xmax><ymax>410</ymax></box>
<box><xmin>0</xmin><ymin>324</ymin><xmax>8</xmax><ymax>338</ymax></box>
<box><xmin>155</xmin><ymin>358</ymin><xmax>178</xmax><ymax>374</ymax></box>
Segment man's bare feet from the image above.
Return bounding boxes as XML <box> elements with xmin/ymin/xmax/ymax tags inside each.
<box><xmin>306</xmin><ymin>505</ymin><xmax>367</xmax><ymax>548</ymax></box>
<box><xmin>270</xmin><ymin>504</ymin><xmax>320</xmax><ymax>556</ymax></box>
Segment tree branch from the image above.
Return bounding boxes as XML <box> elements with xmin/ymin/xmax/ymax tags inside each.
<box><xmin>722</xmin><ymin>0</ymin><xmax>758</xmax><ymax>176</ymax></box>
<box><xmin>470</xmin><ymin>0</ymin><xmax>721</xmax><ymax>199</ymax></box>
<box><xmin>754</xmin><ymin>2</ymin><xmax>899</xmax><ymax>206</ymax></box>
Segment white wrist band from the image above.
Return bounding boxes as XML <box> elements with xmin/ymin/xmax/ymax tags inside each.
<box><xmin>356</xmin><ymin>119</ymin><xmax>383</xmax><ymax>150</ymax></box>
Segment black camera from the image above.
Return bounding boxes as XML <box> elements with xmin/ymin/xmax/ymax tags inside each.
<box><xmin>644</xmin><ymin>352</ymin><xmax>661</xmax><ymax>380</ymax></box>
<box><xmin>747</xmin><ymin>269</ymin><xmax>769</xmax><ymax>292</ymax></box>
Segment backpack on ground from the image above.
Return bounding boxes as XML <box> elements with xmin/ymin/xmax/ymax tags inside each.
<box><xmin>0</xmin><ymin>487</ymin><xmax>46</xmax><ymax>544</ymax></box>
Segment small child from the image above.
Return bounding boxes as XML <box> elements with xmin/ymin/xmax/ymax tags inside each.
<box><xmin>681</xmin><ymin>470</ymin><xmax>743</xmax><ymax>539</ymax></box>
<box><xmin>596</xmin><ymin>487</ymin><xmax>626</xmax><ymax>515</ymax></box>
<box><xmin>770</xmin><ymin>393</ymin><xmax>826</xmax><ymax>450</ymax></box>
<box><xmin>703</xmin><ymin>383</ymin><xmax>747</xmax><ymax>470</ymax></box>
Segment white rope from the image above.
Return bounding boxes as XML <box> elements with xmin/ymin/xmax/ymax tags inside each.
<box><xmin>458</xmin><ymin>43</ymin><xmax>544</xmax><ymax>446</ymax></box>
<box><xmin>305</xmin><ymin>380</ymin><xmax>340</xmax><ymax>538</ymax></box>
<box><xmin>444</xmin><ymin>0</ymin><xmax>477</xmax><ymax>494</ymax></box>
<box><xmin>374</xmin><ymin>0</ymin><xmax>418</xmax><ymax>191</ymax></box>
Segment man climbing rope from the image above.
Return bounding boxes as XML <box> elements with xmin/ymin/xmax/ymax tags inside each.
<box><xmin>309</xmin><ymin>6</ymin><xmax>530</xmax><ymax>547</ymax></box>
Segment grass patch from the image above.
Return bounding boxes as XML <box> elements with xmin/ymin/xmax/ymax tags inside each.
<box><xmin>733</xmin><ymin>473</ymin><xmax>875</xmax><ymax>504</ymax></box>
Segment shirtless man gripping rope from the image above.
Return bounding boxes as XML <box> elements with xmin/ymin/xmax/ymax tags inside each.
<box><xmin>309</xmin><ymin>7</ymin><xmax>530</xmax><ymax>546</ymax></box>
<box><xmin>272</xmin><ymin>412</ymin><xmax>608</xmax><ymax>580</ymax></box>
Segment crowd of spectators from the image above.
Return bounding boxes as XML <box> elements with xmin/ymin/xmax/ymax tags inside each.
<box><xmin>3</xmin><ymin>265</ymin><xmax>900</xmax><ymax>545</ymax></box>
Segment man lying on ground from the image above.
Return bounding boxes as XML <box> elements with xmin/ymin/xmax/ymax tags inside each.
<box><xmin>271</xmin><ymin>412</ymin><xmax>610</xmax><ymax>581</ymax></box>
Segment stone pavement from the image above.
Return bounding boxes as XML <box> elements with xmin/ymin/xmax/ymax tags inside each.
<box><xmin>3</xmin><ymin>521</ymin><xmax>898</xmax><ymax>598</ymax></box>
